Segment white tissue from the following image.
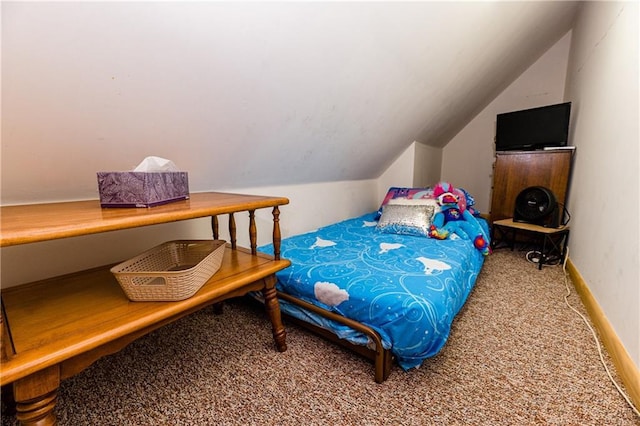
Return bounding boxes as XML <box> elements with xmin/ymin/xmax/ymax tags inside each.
<box><xmin>133</xmin><ymin>156</ymin><xmax>180</xmax><ymax>172</ymax></box>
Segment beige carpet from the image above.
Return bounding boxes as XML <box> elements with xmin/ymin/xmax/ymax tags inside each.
<box><xmin>2</xmin><ymin>250</ymin><xmax>639</xmax><ymax>425</ymax></box>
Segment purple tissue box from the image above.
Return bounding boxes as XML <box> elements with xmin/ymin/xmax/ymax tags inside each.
<box><xmin>97</xmin><ymin>171</ymin><xmax>189</xmax><ymax>208</ymax></box>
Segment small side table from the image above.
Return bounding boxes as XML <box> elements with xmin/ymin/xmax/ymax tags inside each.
<box><xmin>491</xmin><ymin>218</ymin><xmax>570</xmax><ymax>270</ymax></box>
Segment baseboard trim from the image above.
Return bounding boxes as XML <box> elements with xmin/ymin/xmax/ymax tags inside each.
<box><xmin>566</xmin><ymin>258</ymin><xmax>640</xmax><ymax>412</ymax></box>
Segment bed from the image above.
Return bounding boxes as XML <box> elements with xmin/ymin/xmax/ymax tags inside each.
<box><xmin>256</xmin><ymin>185</ymin><xmax>489</xmax><ymax>382</ymax></box>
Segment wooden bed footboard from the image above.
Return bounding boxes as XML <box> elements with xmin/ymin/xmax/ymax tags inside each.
<box><xmin>276</xmin><ymin>291</ymin><xmax>393</xmax><ymax>383</ymax></box>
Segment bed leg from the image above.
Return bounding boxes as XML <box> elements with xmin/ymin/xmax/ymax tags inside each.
<box><xmin>375</xmin><ymin>348</ymin><xmax>392</xmax><ymax>384</ymax></box>
<box><xmin>383</xmin><ymin>350</ymin><xmax>393</xmax><ymax>382</ymax></box>
<box><xmin>374</xmin><ymin>363</ymin><xmax>384</xmax><ymax>384</ymax></box>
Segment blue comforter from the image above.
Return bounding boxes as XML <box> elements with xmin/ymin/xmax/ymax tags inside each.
<box><xmin>259</xmin><ymin>212</ymin><xmax>487</xmax><ymax>370</ymax></box>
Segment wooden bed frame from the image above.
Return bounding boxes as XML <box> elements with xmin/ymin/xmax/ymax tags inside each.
<box><xmin>263</xmin><ymin>207</ymin><xmax>491</xmax><ymax>384</ymax></box>
<box><xmin>276</xmin><ymin>291</ymin><xmax>393</xmax><ymax>383</ymax></box>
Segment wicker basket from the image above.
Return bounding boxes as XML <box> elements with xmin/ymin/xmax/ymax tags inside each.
<box><xmin>111</xmin><ymin>240</ymin><xmax>226</xmax><ymax>301</ymax></box>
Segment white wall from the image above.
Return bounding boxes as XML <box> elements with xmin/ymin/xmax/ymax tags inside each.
<box><xmin>0</xmin><ymin>2</ymin><xmax>578</xmax><ymax>205</ymax></box>
<box><xmin>375</xmin><ymin>141</ymin><xmax>443</xmax><ymax>202</ymax></box>
<box><xmin>377</xmin><ymin>143</ymin><xmax>417</xmax><ymax>201</ymax></box>
<box><xmin>413</xmin><ymin>143</ymin><xmax>443</xmax><ymax>188</ymax></box>
<box><xmin>564</xmin><ymin>2</ymin><xmax>639</xmax><ymax>366</ymax></box>
<box><xmin>441</xmin><ymin>32</ymin><xmax>572</xmax><ymax>213</ymax></box>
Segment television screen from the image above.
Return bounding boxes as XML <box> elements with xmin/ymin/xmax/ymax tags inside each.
<box><xmin>495</xmin><ymin>102</ymin><xmax>571</xmax><ymax>151</ymax></box>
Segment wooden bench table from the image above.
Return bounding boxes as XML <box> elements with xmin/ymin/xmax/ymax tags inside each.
<box><xmin>1</xmin><ymin>192</ymin><xmax>291</xmax><ymax>425</ymax></box>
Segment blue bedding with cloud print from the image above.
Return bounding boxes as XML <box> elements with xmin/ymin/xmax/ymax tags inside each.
<box><xmin>259</xmin><ymin>212</ymin><xmax>486</xmax><ymax>371</ymax></box>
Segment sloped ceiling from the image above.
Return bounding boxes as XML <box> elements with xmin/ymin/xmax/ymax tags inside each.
<box><xmin>1</xmin><ymin>2</ymin><xmax>579</xmax><ymax>203</ymax></box>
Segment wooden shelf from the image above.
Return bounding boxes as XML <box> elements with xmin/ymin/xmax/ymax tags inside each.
<box><xmin>1</xmin><ymin>248</ymin><xmax>289</xmax><ymax>384</ymax></box>
<box><xmin>1</xmin><ymin>192</ymin><xmax>289</xmax><ymax>247</ymax></box>
<box><xmin>0</xmin><ymin>192</ymin><xmax>290</xmax><ymax>426</ymax></box>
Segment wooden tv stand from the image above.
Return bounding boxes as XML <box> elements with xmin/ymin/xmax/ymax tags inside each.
<box><xmin>0</xmin><ymin>192</ymin><xmax>291</xmax><ymax>426</ymax></box>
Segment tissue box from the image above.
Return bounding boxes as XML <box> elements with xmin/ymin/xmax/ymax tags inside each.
<box><xmin>97</xmin><ymin>171</ymin><xmax>189</xmax><ymax>208</ymax></box>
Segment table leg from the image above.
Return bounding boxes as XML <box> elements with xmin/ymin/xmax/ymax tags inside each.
<box><xmin>539</xmin><ymin>239</ymin><xmax>545</xmax><ymax>270</ymax></box>
<box><xmin>539</xmin><ymin>230</ymin><xmax>569</xmax><ymax>270</ymax></box>
<box><xmin>13</xmin><ymin>365</ymin><xmax>59</xmax><ymax>426</ymax></box>
<box><xmin>262</xmin><ymin>275</ymin><xmax>287</xmax><ymax>352</ymax></box>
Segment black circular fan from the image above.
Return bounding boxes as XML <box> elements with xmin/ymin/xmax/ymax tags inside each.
<box><xmin>513</xmin><ymin>186</ymin><xmax>557</xmax><ymax>226</ymax></box>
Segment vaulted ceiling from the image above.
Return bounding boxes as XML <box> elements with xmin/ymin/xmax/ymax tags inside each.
<box><xmin>1</xmin><ymin>2</ymin><xmax>579</xmax><ymax>203</ymax></box>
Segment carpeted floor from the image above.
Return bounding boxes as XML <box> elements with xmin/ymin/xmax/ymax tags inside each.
<box><xmin>2</xmin><ymin>250</ymin><xmax>638</xmax><ymax>425</ymax></box>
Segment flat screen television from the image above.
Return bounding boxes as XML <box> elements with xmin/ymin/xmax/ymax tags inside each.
<box><xmin>495</xmin><ymin>102</ymin><xmax>571</xmax><ymax>151</ymax></box>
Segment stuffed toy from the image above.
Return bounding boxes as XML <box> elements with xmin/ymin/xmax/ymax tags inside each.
<box><xmin>428</xmin><ymin>182</ymin><xmax>490</xmax><ymax>255</ymax></box>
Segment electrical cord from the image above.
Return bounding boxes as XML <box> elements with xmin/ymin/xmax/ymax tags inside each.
<box><xmin>561</xmin><ymin>247</ymin><xmax>640</xmax><ymax>418</ymax></box>
<box><xmin>525</xmin><ymin>250</ymin><xmax>561</xmax><ymax>266</ymax></box>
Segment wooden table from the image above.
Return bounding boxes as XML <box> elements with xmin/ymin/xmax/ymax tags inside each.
<box><xmin>491</xmin><ymin>218</ymin><xmax>570</xmax><ymax>269</ymax></box>
<box><xmin>0</xmin><ymin>192</ymin><xmax>291</xmax><ymax>425</ymax></box>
